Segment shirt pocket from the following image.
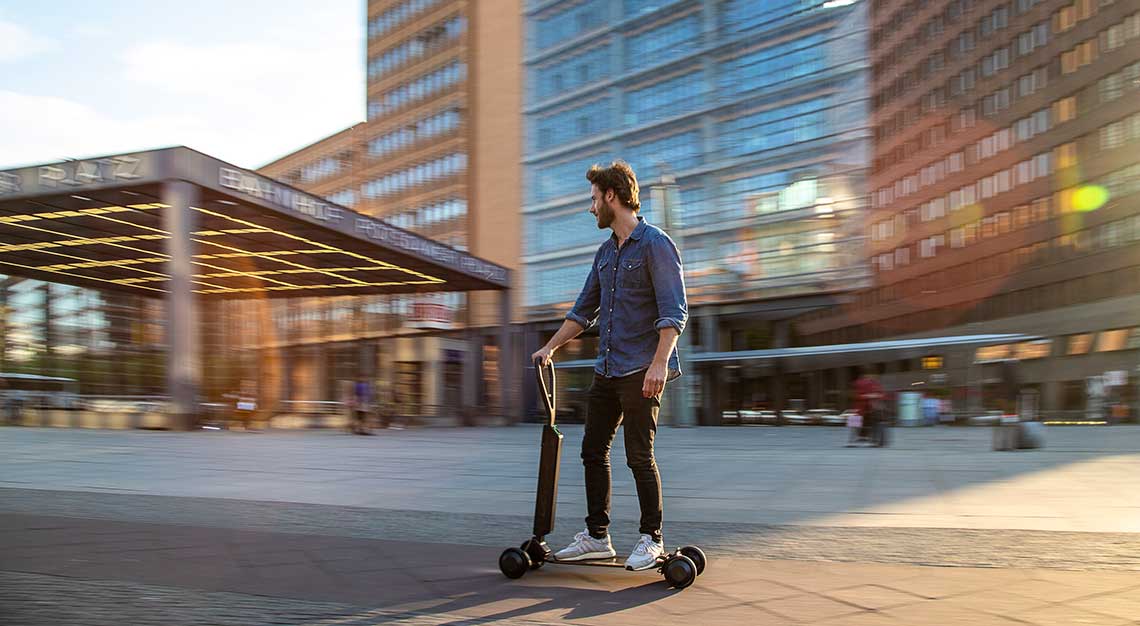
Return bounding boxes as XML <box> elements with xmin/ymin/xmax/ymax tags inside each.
<box><xmin>618</xmin><ymin>257</ymin><xmax>648</xmax><ymax>289</ymax></box>
<box><xmin>597</xmin><ymin>252</ymin><xmax>615</xmax><ymax>292</ymax></box>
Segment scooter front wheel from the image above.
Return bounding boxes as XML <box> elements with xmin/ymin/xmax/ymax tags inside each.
<box><xmin>679</xmin><ymin>545</ymin><xmax>707</xmax><ymax>576</ymax></box>
<box><xmin>662</xmin><ymin>554</ymin><xmax>697</xmax><ymax>589</ymax></box>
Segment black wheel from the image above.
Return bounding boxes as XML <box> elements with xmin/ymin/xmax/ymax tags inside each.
<box><xmin>521</xmin><ymin>541</ymin><xmax>545</xmax><ymax>570</ymax></box>
<box><xmin>679</xmin><ymin>546</ymin><xmax>706</xmax><ymax>576</ymax></box>
<box><xmin>662</xmin><ymin>555</ymin><xmax>697</xmax><ymax>589</ymax></box>
<box><xmin>499</xmin><ymin>547</ymin><xmax>530</xmax><ymax>579</ymax></box>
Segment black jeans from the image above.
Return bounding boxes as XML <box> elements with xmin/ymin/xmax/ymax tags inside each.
<box><xmin>582</xmin><ymin>372</ymin><xmax>663</xmax><ymax>543</ymax></box>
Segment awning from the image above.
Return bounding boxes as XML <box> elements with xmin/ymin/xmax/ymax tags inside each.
<box><xmin>551</xmin><ymin>334</ymin><xmax>1043</xmax><ymax>369</ymax></box>
<box><xmin>0</xmin><ymin>147</ymin><xmax>509</xmax><ymax>299</ymax></box>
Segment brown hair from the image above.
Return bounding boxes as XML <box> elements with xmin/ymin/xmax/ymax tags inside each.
<box><xmin>586</xmin><ymin>160</ymin><xmax>640</xmax><ymax>211</ymax></box>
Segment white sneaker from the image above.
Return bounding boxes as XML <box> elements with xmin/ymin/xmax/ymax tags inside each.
<box><xmin>554</xmin><ymin>529</ymin><xmax>616</xmax><ymax>561</ymax></box>
<box><xmin>624</xmin><ymin>534</ymin><xmax>664</xmax><ymax>571</ymax></box>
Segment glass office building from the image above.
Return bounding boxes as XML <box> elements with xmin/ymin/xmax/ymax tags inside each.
<box><xmin>801</xmin><ymin>0</ymin><xmax>1140</xmax><ymax>417</ymax></box>
<box><xmin>521</xmin><ymin>0</ymin><xmax>874</xmax><ymax>422</ymax></box>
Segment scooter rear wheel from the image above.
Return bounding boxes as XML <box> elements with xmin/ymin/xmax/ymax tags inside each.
<box><xmin>499</xmin><ymin>547</ymin><xmax>531</xmax><ymax>579</ymax></box>
<box><xmin>521</xmin><ymin>541</ymin><xmax>546</xmax><ymax>570</ymax></box>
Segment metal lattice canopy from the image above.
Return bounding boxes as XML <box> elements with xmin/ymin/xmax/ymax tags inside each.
<box><xmin>0</xmin><ymin>147</ymin><xmax>509</xmax><ymax>299</ymax></box>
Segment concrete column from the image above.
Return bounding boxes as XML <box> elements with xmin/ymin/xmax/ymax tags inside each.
<box><xmin>700</xmin><ymin>314</ymin><xmax>720</xmax><ymax>425</ymax></box>
<box><xmin>0</xmin><ymin>279</ymin><xmax>7</xmax><ymax>373</ymax></box>
<box><xmin>463</xmin><ymin>328</ymin><xmax>481</xmax><ymax>411</ymax></box>
<box><xmin>162</xmin><ymin>181</ymin><xmax>200</xmax><ymax>431</ymax></box>
<box><xmin>836</xmin><ymin>367</ymin><xmax>852</xmax><ymax>411</ymax></box>
<box><xmin>41</xmin><ymin>283</ymin><xmax>54</xmax><ymax>377</ymax></box>
<box><xmin>523</xmin><ymin>325</ymin><xmax>541</xmax><ymax>422</ymax></box>
<box><xmin>498</xmin><ymin>287</ymin><xmax>515</xmax><ymax>424</ymax></box>
<box><xmin>771</xmin><ymin>367</ymin><xmax>786</xmax><ymax>423</ymax></box>
<box><xmin>359</xmin><ymin>341</ymin><xmax>377</xmax><ymax>381</ymax></box>
<box><xmin>1041</xmin><ymin>378</ymin><xmax>1062</xmax><ymax>416</ymax></box>
<box><xmin>315</xmin><ymin>344</ymin><xmax>329</xmax><ymax>401</ymax></box>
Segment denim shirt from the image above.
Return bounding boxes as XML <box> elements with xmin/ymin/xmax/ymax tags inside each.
<box><xmin>566</xmin><ymin>217</ymin><xmax>688</xmax><ymax>379</ymax></box>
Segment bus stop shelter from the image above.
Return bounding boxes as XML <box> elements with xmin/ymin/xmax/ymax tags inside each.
<box><xmin>0</xmin><ymin>147</ymin><xmax>513</xmax><ymax>429</ymax></box>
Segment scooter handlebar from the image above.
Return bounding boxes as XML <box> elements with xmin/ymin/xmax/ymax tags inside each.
<box><xmin>534</xmin><ymin>357</ymin><xmax>556</xmax><ymax>426</ymax></box>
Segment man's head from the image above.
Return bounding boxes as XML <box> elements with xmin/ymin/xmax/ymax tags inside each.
<box><xmin>586</xmin><ymin>161</ymin><xmax>640</xmax><ymax>230</ymax></box>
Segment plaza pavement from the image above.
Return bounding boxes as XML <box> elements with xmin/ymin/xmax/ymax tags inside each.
<box><xmin>2</xmin><ymin>425</ymin><xmax>1139</xmax><ymax>625</ymax></box>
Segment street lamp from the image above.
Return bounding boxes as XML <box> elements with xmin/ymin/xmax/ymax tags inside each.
<box><xmin>650</xmin><ymin>172</ymin><xmax>695</xmax><ymax>427</ymax></box>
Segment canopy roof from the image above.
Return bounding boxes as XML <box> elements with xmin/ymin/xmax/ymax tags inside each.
<box><xmin>0</xmin><ymin>147</ymin><xmax>509</xmax><ymax>299</ymax></box>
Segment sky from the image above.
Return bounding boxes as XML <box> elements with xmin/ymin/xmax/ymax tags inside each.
<box><xmin>0</xmin><ymin>1</ymin><xmax>365</xmax><ymax>170</ymax></box>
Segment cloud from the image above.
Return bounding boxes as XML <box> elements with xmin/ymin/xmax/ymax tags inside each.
<box><xmin>118</xmin><ymin>37</ymin><xmax>364</xmax><ymax>167</ymax></box>
<box><xmin>0</xmin><ymin>19</ymin><xmax>55</xmax><ymax>62</ymax></box>
<box><xmin>0</xmin><ymin>90</ymin><xmax>220</xmax><ymax>167</ymax></box>
<box><xmin>0</xmin><ymin>4</ymin><xmax>364</xmax><ymax>170</ymax></box>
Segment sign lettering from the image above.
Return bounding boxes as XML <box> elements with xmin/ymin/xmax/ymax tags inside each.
<box><xmin>218</xmin><ymin>166</ymin><xmax>507</xmax><ymax>285</ymax></box>
<box><xmin>37</xmin><ymin>156</ymin><xmax>142</xmax><ymax>189</ymax></box>
<box><xmin>0</xmin><ymin>172</ymin><xmax>21</xmax><ymax>195</ymax></box>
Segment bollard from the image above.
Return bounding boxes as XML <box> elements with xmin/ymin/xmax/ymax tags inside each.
<box><xmin>1017</xmin><ymin>421</ymin><xmax>1046</xmax><ymax>449</ymax></box>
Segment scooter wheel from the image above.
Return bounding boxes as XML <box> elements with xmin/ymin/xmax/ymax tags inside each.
<box><xmin>662</xmin><ymin>554</ymin><xmax>697</xmax><ymax>589</ymax></box>
<box><xmin>499</xmin><ymin>547</ymin><xmax>531</xmax><ymax>579</ymax></box>
<box><xmin>521</xmin><ymin>541</ymin><xmax>545</xmax><ymax>570</ymax></box>
<box><xmin>679</xmin><ymin>545</ymin><xmax>706</xmax><ymax>576</ymax></box>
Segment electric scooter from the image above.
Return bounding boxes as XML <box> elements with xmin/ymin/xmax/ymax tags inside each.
<box><xmin>498</xmin><ymin>359</ymin><xmax>707</xmax><ymax>589</ymax></box>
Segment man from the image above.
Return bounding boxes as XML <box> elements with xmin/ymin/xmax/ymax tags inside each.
<box><xmin>530</xmin><ymin>160</ymin><xmax>687</xmax><ymax>571</ymax></box>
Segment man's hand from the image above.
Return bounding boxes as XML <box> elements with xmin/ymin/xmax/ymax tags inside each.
<box><xmin>531</xmin><ymin>345</ymin><xmax>554</xmax><ymax>366</ymax></box>
<box><xmin>642</xmin><ymin>361</ymin><xmax>667</xmax><ymax>398</ymax></box>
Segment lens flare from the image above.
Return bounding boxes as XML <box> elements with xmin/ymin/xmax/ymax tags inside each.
<box><xmin>1072</xmin><ymin>185</ymin><xmax>1109</xmax><ymax>212</ymax></box>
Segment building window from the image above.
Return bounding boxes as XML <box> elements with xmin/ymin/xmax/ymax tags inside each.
<box><xmin>1062</xmin><ymin>39</ymin><xmax>1098</xmax><ymax>74</ymax></box>
<box><xmin>1055</xmin><ymin>141</ymin><xmax>1079</xmax><ymax>168</ymax></box>
<box><xmin>1052</xmin><ymin>95</ymin><xmax>1077</xmax><ymax>123</ymax></box>
<box><xmin>1095</xmin><ymin>329</ymin><xmax>1131</xmax><ymax>352</ymax></box>
<box><xmin>1054</xmin><ymin>5</ymin><xmax>1077</xmax><ymax>32</ymax></box>
<box><xmin>1066</xmin><ymin>333</ymin><xmax>1093</xmax><ymax>355</ymax></box>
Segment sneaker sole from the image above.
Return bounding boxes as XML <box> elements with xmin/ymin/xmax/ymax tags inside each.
<box><xmin>625</xmin><ymin>559</ymin><xmax>660</xmax><ymax>571</ymax></box>
<box><xmin>554</xmin><ymin>550</ymin><xmax>616</xmax><ymax>562</ymax></box>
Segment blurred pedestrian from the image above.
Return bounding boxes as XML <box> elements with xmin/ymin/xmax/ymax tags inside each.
<box><xmin>849</xmin><ymin>366</ymin><xmax>884</xmax><ymax>446</ymax></box>
<box><xmin>999</xmin><ymin>358</ymin><xmax>1020</xmax><ymax>417</ymax></box>
<box><xmin>352</xmin><ymin>377</ymin><xmax>373</xmax><ymax>435</ymax></box>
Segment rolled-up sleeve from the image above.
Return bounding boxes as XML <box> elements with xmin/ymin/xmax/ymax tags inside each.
<box><xmin>566</xmin><ymin>253</ymin><xmax>601</xmax><ymax>330</ymax></box>
<box><xmin>647</xmin><ymin>233</ymin><xmax>687</xmax><ymax>335</ymax></box>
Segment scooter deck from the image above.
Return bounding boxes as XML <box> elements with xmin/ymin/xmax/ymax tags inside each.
<box><xmin>547</xmin><ymin>556</ymin><xmax>665</xmax><ymax>570</ymax></box>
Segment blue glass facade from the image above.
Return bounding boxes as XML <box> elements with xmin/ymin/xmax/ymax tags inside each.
<box><xmin>522</xmin><ymin>0</ymin><xmax>874</xmax><ymax>317</ymax></box>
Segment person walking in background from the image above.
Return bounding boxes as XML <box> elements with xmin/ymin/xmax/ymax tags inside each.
<box><xmin>849</xmin><ymin>367</ymin><xmax>884</xmax><ymax>446</ymax></box>
<box><xmin>999</xmin><ymin>358</ymin><xmax>1021</xmax><ymax>417</ymax></box>
<box><xmin>352</xmin><ymin>377</ymin><xmax>373</xmax><ymax>435</ymax></box>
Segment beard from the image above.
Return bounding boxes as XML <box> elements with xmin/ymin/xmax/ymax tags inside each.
<box><xmin>595</xmin><ymin>203</ymin><xmax>615</xmax><ymax>229</ymax></box>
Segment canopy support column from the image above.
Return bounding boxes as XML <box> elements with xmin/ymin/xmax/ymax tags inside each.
<box><xmin>163</xmin><ymin>181</ymin><xmax>200</xmax><ymax>431</ymax></box>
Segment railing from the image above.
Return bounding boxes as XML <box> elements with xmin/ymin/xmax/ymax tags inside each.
<box><xmin>278</xmin><ymin>400</ymin><xmax>344</xmax><ymax>416</ymax></box>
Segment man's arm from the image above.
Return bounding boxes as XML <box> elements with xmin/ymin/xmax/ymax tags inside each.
<box><xmin>642</xmin><ymin>234</ymin><xmax>688</xmax><ymax>398</ymax></box>
<box><xmin>642</xmin><ymin>327</ymin><xmax>679</xmax><ymax>398</ymax></box>
<box><xmin>532</xmin><ymin>254</ymin><xmax>601</xmax><ymax>365</ymax></box>
<box><xmin>531</xmin><ymin>318</ymin><xmax>586</xmax><ymax>366</ymax></box>
<box><xmin>647</xmin><ymin>234</ymin><xmax>687</xmax><ymax>336</ymax></box>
